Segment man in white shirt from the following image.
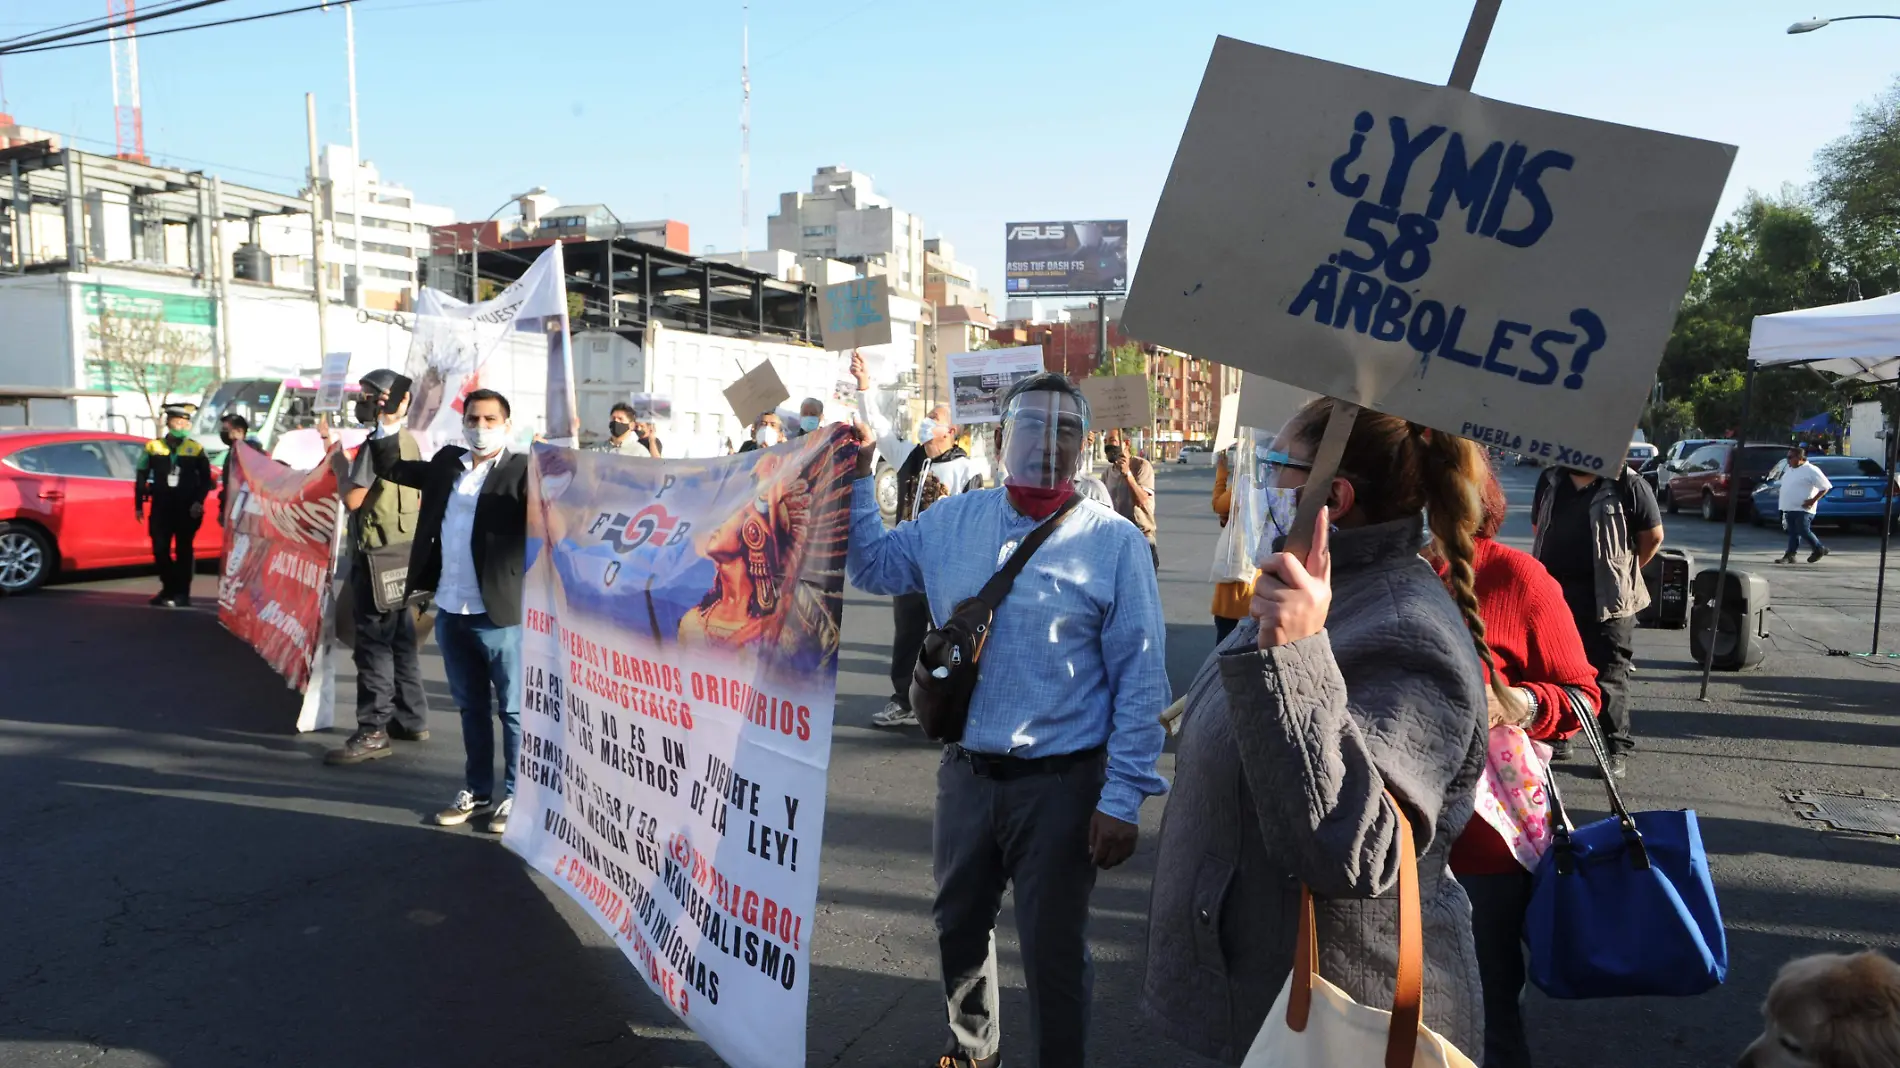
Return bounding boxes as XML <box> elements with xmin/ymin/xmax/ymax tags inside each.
<box><xmin>1777</xmin><ymin>446</ymin><xmax>1833</xmax><ymax>564</ymax></box>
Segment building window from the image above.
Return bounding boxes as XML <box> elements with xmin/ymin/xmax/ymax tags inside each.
<box><xmin>365</xmin><ymin>266</ymin><xmax>412</xmax><ymax>282</ymax></box>
<box><xmin>372</xmin><ymin>192</ymin><xmax>412</xmax><ymax>207</ymax></box>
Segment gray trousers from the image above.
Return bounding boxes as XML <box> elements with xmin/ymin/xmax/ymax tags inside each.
<box><xmin>933</xmin><ymin>746</ymin><xmax>1104</xmax><ymax>1068</ymax></box>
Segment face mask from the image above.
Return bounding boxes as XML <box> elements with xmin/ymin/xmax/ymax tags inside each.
<box><xmin>1000</xmin><ymin>391</ymin><xmax>1086</xmax><ymax>489</ymax></box>
<box><xmin>915</xmin><ymin>418</ymin><xmax>938</xmax><ymax>446</ymax></box>
<box><xmin>465</xmin><ymin>424</ymin><xmax>509</xmax><ymax>454</ymax></box>
<box><xmin>755</xmin><ymin>426</ymin><xmax>782</xmax><ymax>447</ymax></box>
<box><xmin>1259</xmin><ymin>486</ymin><xmax>1301</xmax><ymax>554</ymax></box>
<box><xmin>1104</xmin><ymin>444</ymin><xmax>1124</xmax><ymax>464</ymax></box>
<box><xmin>167</xmin><ymin>426</ymin><xmax>189</xmax><ymax>440</ymax></box>
<box><xmin>609</xmin><ymin>421</ymin><xmax>631</xmax><ymax>439</ymax></box>
<box><xmin>353</xmin><ymin>398</ymin><xmax>377</xmax><ymax>424</ymax></box>
<box><xmin>799</xmin><ymin>415</ymin><xmax>821</xmax><ymax>433</ymax></box>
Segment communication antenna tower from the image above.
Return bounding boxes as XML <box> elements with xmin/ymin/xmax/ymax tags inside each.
<box><xmin>107</xmin><ymin>0</ymin><xmax>147</xmax><ymax>163</ymax></box>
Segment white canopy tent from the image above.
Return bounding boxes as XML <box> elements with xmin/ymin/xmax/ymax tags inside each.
<box><xmin>1694</xmin><ymin>294</ymin><xmax>1900</xmax><ymax>692</ymax></box>
<box><xmin>1750</xmin><ymin>290</ymin><xmax>1900</xmax><ymax>384</ymax></box>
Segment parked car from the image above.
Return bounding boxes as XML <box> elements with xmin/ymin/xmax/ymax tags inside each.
<box><xmin>1651</xmin><ymin>437</ymin><xmax>1722</xmax><ymax>495</ymax></box>
<box><xmin>0</xmin><ymin>429</ymin><xmax>223</xmax><ymax>594</ymax></box>
<box><xmin>1176</xmin><ymin>443</ymin><xmax>1213</xmax><ymax>465</ymax></box>
<box><xmin>1661</xmin><ymin>441</ymin><xmax>1787</xmax><ymax>522</ymax></box>
<box><xmin>1625</xmin><ymin>441</ymin><xmax>1658</xmax><ymax>472</ymax></box>
<box><xmin>1750</xmin><ymin>455</ymin><xmax>1900</xmax><ymax>532</ymax></box>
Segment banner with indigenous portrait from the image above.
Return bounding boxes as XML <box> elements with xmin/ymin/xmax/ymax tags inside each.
<box><xmin>503</xmin><ymin>425</ymin><xmax>856</xmax><ymax>1068</ymax></box>
<box><xmin>216</xmin><ymin>445</ymin><xmax>344</xmax><ymax>726</ymax></box>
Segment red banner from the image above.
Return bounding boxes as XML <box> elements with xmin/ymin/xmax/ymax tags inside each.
<box><xmin>216</xmin><ymin>446</ymin><xmax>342</xmax><ymax>693</ymax></box>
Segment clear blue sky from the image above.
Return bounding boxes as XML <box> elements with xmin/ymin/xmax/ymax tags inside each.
<box><xmin>3</xmin><ymin>0</ymin><xmax>1896</xmax><ymax>303</ymax></box>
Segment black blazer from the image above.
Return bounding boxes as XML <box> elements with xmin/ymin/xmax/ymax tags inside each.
<box><xmin>370</xmin><ymin>435</ymin><xmax>531</xmax><ymax>627</ymax></box>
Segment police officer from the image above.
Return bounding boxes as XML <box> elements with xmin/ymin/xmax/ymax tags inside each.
<box><xmin>134</xmin><ymin>404</ymin><xmax>213</xmax><ymax>607</ymax></box>
<box><xmin>324</xmin><ymin>369</ymin><xmax>431</xmax><ymax>765</ymax></box>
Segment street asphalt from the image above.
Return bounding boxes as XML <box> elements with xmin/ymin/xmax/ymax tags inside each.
<box><xmin>2</xmin><ymin>461</ymin><xmax>1896</xmax><ymax>1067</ymax></box>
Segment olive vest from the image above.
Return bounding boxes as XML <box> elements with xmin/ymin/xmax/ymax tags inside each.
<box><xmin>357</xmin><ymin>430</ymin><xmax>422</xmax><ymax>551</ymax></box>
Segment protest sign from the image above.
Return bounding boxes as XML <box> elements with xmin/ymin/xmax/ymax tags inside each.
<box><xmin>402</xmin><ymin>243</ymin><xmax>577</xmax><ymax>445</ymax></box>
<box><xmin>724</xmin><ymin>361</ymin><xmax>791</xmax><ymax>426</ymax></box>
<box><xmin>217</xmin><ymin>445</ymin><xmax>343</xmax><ymax>730</ymax></box>
<box><xmin>1237</xmin><ymin>373</ymin><xmax>1320</xmax><ymax>441</ymax></box>
<box><xmin>315</xmin><ymin>351</ymin><xmax>352</xmax><ymax>413</ymax></box>
<box><xmin>1080</xmin><ymin>374</ymin><xmax>1153</xmax><ymax>429</ymax></box>
<box><xmin>505</xmin><ymin>426</ymin><xmax>857</xmax><ymax>1068</ymax></box>
<box><xmin>818</xmin><ymin>277</ymin><xmax>893</xmax><ymax>351</ymax></box>
<box><xmin>1214</xmin><ymin>390</ymin><xmax>1241</xmax><ymax>451</ymax></box>
<box><xmin>947</xmin><ymin>345</ymin><xmax>1044</xmax><ymax>425</ymax></box>
<box><xmin>631</xmin><ymin>392</ymin><xmax>674</xmax><ymax>423</ymax></box>
<box><xmin>1122</xmin><ymin>37</ymin><xmax>1736</xmax><ymax>473</ymax></box>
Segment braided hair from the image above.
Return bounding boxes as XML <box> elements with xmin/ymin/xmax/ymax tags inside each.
<box><xmin>1283</xmin><ymin>399</ymin><xmax>1512</xmax><ymax>707</ymax></box>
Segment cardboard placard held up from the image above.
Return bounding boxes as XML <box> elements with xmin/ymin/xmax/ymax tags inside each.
<box><xmin>947</xmin><ymin>345</ymin><xmax>1045</xmax><ymax>425</ymax></box>
<box><xmin>1237</xmin><ymin>373</ymin><xmax>1319</xmax><ymax>441</ymax></box>
<box><xmin>819</xmin><ymin>277</ymin><xmax>894</xmax><ymax>351</ymax></box>
<box><xmin>1122</xmin><ymin>37</ymin><xmax>1735</xmax><ymax>474</ymax></box>
<box><xmin>1214</xmin><ymin>390</ymin><xmax>1242</xmax><ymax>451</ymax></box>
<box><xmin>1081</xmin><ymin>374</ymin><xmax>1153</xmax><ymax>429</ymax></box>
<box><xmin>723</xmin><ymin>361</ymin><xmax>790</xmax><ymax>426</ymax></box>
<box><xmin>629</xmin><ymin>392</ymin><xmax>673</xmax><ymax>423</ymax></box>
<box><xmin>315</xmin><ymin>352</ymin><xmax>352</xmax><ymax>413</ymax></box>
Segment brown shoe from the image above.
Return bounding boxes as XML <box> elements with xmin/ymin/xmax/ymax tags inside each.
<box><xmin>324</xmin><ymin>729</ymin><xmax>393</xmax><ymax>765</ymax></box>
<box><xmin>387</xmin><ymin>722</ymin><xmax>431</xmax><ymax>742</ymax></box>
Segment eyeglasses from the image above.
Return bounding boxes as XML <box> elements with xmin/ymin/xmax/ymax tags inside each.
<box><xmin>1255</xmin><ymin>447</ymin><xmax>1313</xmax><ymax>479</ymax></box>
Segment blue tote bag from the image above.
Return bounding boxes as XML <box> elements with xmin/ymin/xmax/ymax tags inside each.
<box><xmin>1524</xmin><ymin>690</ymin><xmax>1727</xmax><ymax>999</ymax></box>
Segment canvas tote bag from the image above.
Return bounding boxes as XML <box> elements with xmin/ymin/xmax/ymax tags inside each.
<box><xmin>1242</xmin><ymin>796</ymin><xmax>1478</xmax><ymax>1068</ymax></box>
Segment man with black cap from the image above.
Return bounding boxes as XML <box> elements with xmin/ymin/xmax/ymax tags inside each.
<box><xmin>135</xmin><ymin>403</ymin><xmax>214</xmax><ymax>607</ymax></box>
<box><xmin>323</xmin><ymin>369</ymin><xmax>432</xmax><ymax>765</ymax></box>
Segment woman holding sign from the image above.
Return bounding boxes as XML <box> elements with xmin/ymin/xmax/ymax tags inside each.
<box><xmin>1143</xmin><ymin>398</ymin><xmax>1490</xmax><ymax>1063</ymax></box>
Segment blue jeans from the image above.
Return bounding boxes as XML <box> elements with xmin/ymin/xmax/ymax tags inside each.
<box><xmin>1784</xmin><ymin>510</ymin><xmax>1824</xmax><ymax>556</ymax></box>
<box><xmin>434</xmin><ymin>611</ymin><xmax>522</xmax><ymax>800</ymax></box>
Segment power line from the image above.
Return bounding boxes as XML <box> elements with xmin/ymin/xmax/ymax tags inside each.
<box><xmin>0</xmin><ymin>0</ymin><xmax>236</xmax><ymax>51</ymax></box>
<box><xmin>0</xmin><ymin>1</ymin><xmax>339</xmax><ymax>57</ymax></box>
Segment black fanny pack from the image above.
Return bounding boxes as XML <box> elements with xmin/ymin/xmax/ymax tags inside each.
<box><xmin>909</xmin><ymin>496</ymin><xmax>1080</xmax><ymax>743</ymax></box>
<box><xmin>362</xmin><ymin>541</ymin><xmax>424</xmax><ymax>614</ymax></box>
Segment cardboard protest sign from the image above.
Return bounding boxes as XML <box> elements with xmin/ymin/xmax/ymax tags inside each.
<box><xmin>723</xmin><ymin>361</ymin><xmax>791</xmax><ymax>426</ymax></box>
<box><xmin>1122</xmin><ymin>37</ymin><xmax>1736</xmax><ymax>473</ymax></box>
<box><xmin>508</xmin><ymin>428</ymin><xmax>856</xmax><ymax>1068</ymax></box>
<box><xmin>818</xmin><ymin>277</ymin><xmax>893</xmax><ymax>351</ymax></box>
<box><xmin>631</xmin><ymin>392</ymin><xmax>673</xmax><ymax>423</ymax></box>
<box><xmin>1081</xmin><ymin>374</ymin><xmax>1153</xmax><ymax>429</ymax></box>
<box><xmin>1214</xmin><ymin>390</ymin><xmax>1241</xmax><ymax>451</ymax></box>
<box><xmin>314</xmin><ymin>351</ymin><xmax>351</xmax><ymax>413</ymax></box>
<box><xmin>947</xmin><ymin>345</ymin><xmax>1044</xmax><ymax>425</ymax></box>
<box><xmin>1237</xmin><ymin>373</ymin><xmax>1320</xmax><ymax>441</ymax></box>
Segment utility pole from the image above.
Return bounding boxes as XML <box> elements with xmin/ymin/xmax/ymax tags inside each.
<box><xmin>305</xmin><ymin>93</ymin><xmax>330</xmax><ymax>366</ymax></box>
<box><xmin>1095</xmin><ymin>296</ymin><xmax>1109</xmax><ymax>375</ymax></box>
<box><xmin>344</xmin><ymin>2</ymin><xmax>363</xmax><ymax>306</ymax></box>
<box><xmin>739</xmin><ymin>0</ymin><xmax>750</xmax><ymax>252</ymax></box>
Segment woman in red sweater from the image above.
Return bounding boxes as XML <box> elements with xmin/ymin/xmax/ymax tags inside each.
<box><xmin>1435</xmin><ymin>468</ymin><xmax>1600</xmax><ymax>1068</ymax></box>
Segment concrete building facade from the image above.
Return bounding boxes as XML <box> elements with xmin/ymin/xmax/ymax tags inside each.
<box><xmin>766</xmin><ymin>166</ymin><xmax>926</xmax><ymax>299</ymax></box>
<box><xmin>315</xmin><ymin>144</ymin><xmax>453</xmax><ymax>310</ymax></box>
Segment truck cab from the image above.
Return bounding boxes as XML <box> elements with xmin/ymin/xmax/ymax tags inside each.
<box><xmin>191</xmin><ymin>376</ymin><xmax>367</xmax><ymax>461</ymax></box>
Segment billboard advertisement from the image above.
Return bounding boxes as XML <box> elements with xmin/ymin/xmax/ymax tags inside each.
<box><xmin>1005</xmin><ymin>220</ymin><xmax>1129</xmax><ymax>295</ymax></box>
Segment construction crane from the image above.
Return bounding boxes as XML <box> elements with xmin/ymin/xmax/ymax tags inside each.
<box><xmin>106</xmin><ymin>0</ymin><xmax>147</xmax><ymax>163</ymax></box>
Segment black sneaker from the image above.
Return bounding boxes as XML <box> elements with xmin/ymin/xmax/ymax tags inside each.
<box><xmin>1548</xmin><ymin>740</ymin><xmax>1573</xmax><ymax>762</ymax></box>
<box><xmin>148</xmin><ymin>594</ymin><xmax>177</xmax><ymax>607</ymax></box>
<box><xmin>1775</xmin><ymin>554</ymin><xmax>1796</xmax><ymax>565</ymax></box>
<box><xmin>435</xmin><ymin>790</ymin><xmax>495</xmax><ymax>826</ymax></box>
<box><xmin>1606</xmin><ymin>754</ymin><xmax>1628</xmax><ymax>780</ymax></box>
<box><xmin>1809</xmin><ymin>546</ymin><xmax>1829</xmax><ymax>563</ymax></box>
<box><xmin>387</xmin><ymin>722</ymin><xmax>431</xmax><ymax>742</ymax></box>
<box><xmin>936</xmin><ymin>1053</ymin><xmax>1001</xmax><ymax>1068</ymax></box>
<box><xmin>324</xmin><ymin>729</ymin><xmax>393</xmax><ymax>765</ymax></box>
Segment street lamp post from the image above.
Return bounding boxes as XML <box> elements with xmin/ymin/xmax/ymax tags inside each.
<box><xmin>1788</xmin><ymin>14</ymin><xmax>1900</xmax><ymax>33</ymax></box>
<box><xmin>470</xmin><ymin>186</ymin><xmax>546</xmax><ymax>301</ymax></box>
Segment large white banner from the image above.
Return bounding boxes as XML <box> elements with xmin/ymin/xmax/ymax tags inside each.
<box><xmin>1123</xmin><ymin>37</ymin><xmax>1736</xmax><ymax>473</ymax></box>
<box><xmin>504</xmin><ymin>427</ymin><xmax>857</xmax><ymax>1068</ymax></box>
<box><xmin>404</xmin><ymin>243</ymin><xmax>578</xmax><ymax>445</ymax></box>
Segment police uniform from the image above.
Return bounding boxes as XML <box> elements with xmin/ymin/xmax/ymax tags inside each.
<box><xmin>136</xmin><ymin>406</ymin><xmax>214</xmax><ymax>606</ymax></box>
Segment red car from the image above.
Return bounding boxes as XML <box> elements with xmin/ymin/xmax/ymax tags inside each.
<box><xmin>0</xmin><ymin>429</ymin><xmax>224</xmax><ymax>594</ymax></box>
<box><xmin>1661</xmin><ymin>440</ymin><xmax>1788</xmax><ymax>523</ymax></box>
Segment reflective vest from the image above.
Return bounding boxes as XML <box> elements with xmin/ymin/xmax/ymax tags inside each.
<box><xmin>357</xmin><ymin>430</ymin><xmax>422</xmax><ymax>551</ymax></box>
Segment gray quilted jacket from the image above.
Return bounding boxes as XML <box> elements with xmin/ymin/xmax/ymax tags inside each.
<box><xmin>1141</xmin><ymin>517</ymin><xmax>1487</xmax><ymax>1063</ymax></box>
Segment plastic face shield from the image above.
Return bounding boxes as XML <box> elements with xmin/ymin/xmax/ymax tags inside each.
<box><xmin>1000</xmin><ymin>391</ymin><xmax>1087</xmax><ymax>489</ymax></box>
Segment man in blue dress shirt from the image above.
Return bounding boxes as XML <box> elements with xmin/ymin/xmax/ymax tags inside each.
<box><xmin>847</xmin><ymin>372</ymin><xmax>1170</xmax><ymax>1068</ymax></box>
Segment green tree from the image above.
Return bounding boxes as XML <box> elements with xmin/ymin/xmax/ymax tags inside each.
<box><xmin>1813</xmin><ymin>76</ymin><xmax>1900</xmax><ymax>299</ymax></box>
